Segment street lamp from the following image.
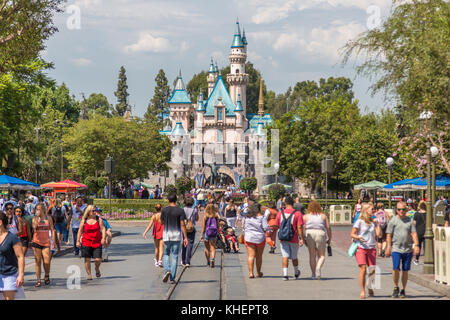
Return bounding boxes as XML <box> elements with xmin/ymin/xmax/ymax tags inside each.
<box><xmin>386</xmin><ymin>157</ymin><xmax>394</xmax><ymax>209</ymax></box>
<box><xmin>104</xmin><ymin>155</ymin><xmax>115</xmax><ymax>215</ymax></box>
<box><xmin>35</xmin><ymin>113</ymin><xmax>46</xmax><ymax>184</ymax></box>
<box><xmin>430</xmin><ymin>146</ymin><xmax>439</xmax><ymax>220</ymax></box>
<box><xmin>274</xmin><ymin>162</ymin><xmax>280</xmax><ymax>185</ymax></box>
<box><xmin>419</xmin><ymin>110</ymin><xmax>434</xmax><ymax>274</ymax></box>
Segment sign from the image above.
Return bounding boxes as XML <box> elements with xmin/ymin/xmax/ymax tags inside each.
<box><xmin>434</xmin><ymin>200</ymin><xmax>446</xmax><ymax>226</ymax></box>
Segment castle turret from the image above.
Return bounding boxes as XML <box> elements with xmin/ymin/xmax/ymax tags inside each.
<box><xmin>207</xmin><ymin>58</ymin><xmax>218</xmax><ymax>98</ymax></box>
<box><xmin>227</xmin><ymin>19</ymin><xmax>248</xmax><ymax>112</ymax></box>
<box><xmin>168</xmin><ymin>70</ymin><xmax>191</xmax><ymax>133</ymax></box>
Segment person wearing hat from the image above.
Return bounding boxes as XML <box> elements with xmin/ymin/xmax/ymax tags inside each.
<box><xmin>406</xmin><ymin>199</ymin><xmax>416</xmax><ymax>220</ymax></box>
<box><xmin>95</xmin><ymin>207</ymin><xmax>112</xmax><ymax>262</ymax></box>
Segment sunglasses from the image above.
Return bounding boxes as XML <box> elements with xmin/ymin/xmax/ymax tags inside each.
<box><xmin>397</xmin><ymin>208</ymin><xmax>407</xmax><ymax>211</ymax></box>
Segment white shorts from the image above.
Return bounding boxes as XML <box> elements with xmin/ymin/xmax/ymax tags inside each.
<box><xmin>280</xmin><ymin>241</ymin><xmax>299</xmax><ymax>260</ymax></box>
<box><xmin>0</xmin><ymin>273</ymin><xmax>18</xmax><ymax>292</ymax></box>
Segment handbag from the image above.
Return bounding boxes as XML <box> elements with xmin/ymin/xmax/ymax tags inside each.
<box><xmin>347</xmin><ymin>226</ymin><xmax>371</xmax><ymax>257</ymax></box>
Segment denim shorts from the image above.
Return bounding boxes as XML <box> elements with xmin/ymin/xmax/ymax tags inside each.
<box><xmin>392</xmin><ymin>252</ymin><xmax>413</xmax><ymax>271</ymax></box>
<box><xmin>280</xmin><ymin>241</ymin><xmax>299</xmax><ymax>260</ymax></box>
<box><xmin>203</xmin><ymin>232</ymin><xmax>217</xmax><ymax>242</ymax></box>
<box><xmin>54</xmin><ymin>223</ymin><xmax>65</xmax><ymax>234</ymax></box>
<box><xmin>0</xmin><ymin>273</ymin><xmax>18</xmax><ymax>292</ymax></box>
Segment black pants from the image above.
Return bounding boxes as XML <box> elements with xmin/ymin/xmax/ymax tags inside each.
<box><xmin>416</xmin><ymin>237</ymin><xmax>425</xmax><ymax>260</ymax></box>
<box><xmin>181</xmin><ymin>231</ymin><xmax>196</xmax><ymax>265</ymax></box>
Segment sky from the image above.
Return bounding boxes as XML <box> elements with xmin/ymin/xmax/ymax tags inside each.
<box><xmin>42</xmin><ymin>0</ymin><xmax>399</xmax><ymax>117</ymax></box>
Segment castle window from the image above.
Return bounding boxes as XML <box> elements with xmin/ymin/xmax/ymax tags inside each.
<box><xmin>217</xmin><ymin>129</ymin><xmax>223</xmax><ymax>143</ymax></box>
<box><xmin>217</xmin><ymin>108</ymin><xmax>223</xmax><ymax>121</ymax></box>
<box><xmin>236</xmin><ymin>69</ymin><xmax>239</xmax><ymax>74</ymax></box>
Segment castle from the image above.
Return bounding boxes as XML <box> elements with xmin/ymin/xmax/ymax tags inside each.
<box><xmin>150</xmin><ymin>20</ymin><xmax>274</xmax><ymax>193</ymax></box>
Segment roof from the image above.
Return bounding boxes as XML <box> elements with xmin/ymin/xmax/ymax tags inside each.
<box><xmin>168</xmin><ymin>72</ymin><xmax>191</xmax><ymax>104</ymax></box>
<box><xmin>196</xmin><ymin>91</ymin><xmax>206</xmax><ymax>112</ymax></box>
<box><xmin>204</xmin><ymin>75</ymin><xmax>236</xmax><ymax>117</ymax></box>
<box><xmin>234</xmin><ymin>93</ymin><xmax>244</xmax><ymax>112</ymax></box>
<box><xmin>171</xmin><ymin>122</ymin><xmax>186</xmax><ymax>137</ymax></box>
<box><xmin>231</xmin><ymin>20</ymin><xmax>244</xmax><ymax>48</ymax></box>
<box><xmin>247</xmin><ymin>113</ymin><xmax>273</xmax><ymax>128</ymax></box>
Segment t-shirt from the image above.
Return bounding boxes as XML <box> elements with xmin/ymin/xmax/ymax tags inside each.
<box><xmin>52</xmin><ymin>206</ymin><xmax>67</xmax><ymax>223</ymax></box>
<box><xmin>161</xmin><ymin>206</ymin><xmax>186</xmax><ymax>242</ymax></box>
<box><xmin>276</xmin><ymin>199</ymin><xmax>283</xmax><ymax>211</ymax></box>
<box><xmin>413</xmin><ymin>211</ymin><xmax>426</xmax><ymax>238</ymax></box>
<box><xmin>71</xmin><ymin>204</ymin><xmax>87</xmax><ymax>229</ymax></box>
<box><xmin>184</xmin><ymin>207</ymin><xmax>198</xmax><ymax>227</ymax></box>
<box><xmin>243</xmin><ymin>216</ymin><xmax>269</xmax><ymax>244</ymax></box>
<box><xmin>102</xmin><ymin>218</ymin><xmax>111</xmax><ymax>231</ymax></box>
<box><xmin>0</xmin><ymin>232</ymin><xmax>20</xmax><ymax>276</ymax></box>
<box><xmin>293</xmin><ymin>202</ymin><xmax>305</xmax><ymax>214</ymax></box>
<box><xmin>386</xmin><ymin>216</ymin><xmax>416</xmax><ymax>254</ymax></box>
<box><xmin>353</xmin><ymin>219</ymin><xmax>377</xmax><ymax>249</ymax></box>
<box><xmin>275</xmin><ymin>208</ymin><xmax>304</xmax><ymax>243</ymax></box>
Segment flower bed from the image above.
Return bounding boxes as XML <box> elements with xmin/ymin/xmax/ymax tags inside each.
<box><xmin>102</xmin><ymin>211</ymin><xmax>155</xmax><ymax>220</ymax></box>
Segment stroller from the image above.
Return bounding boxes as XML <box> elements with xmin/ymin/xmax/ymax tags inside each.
<box><xmin>215</xmin><ymin>218</ymin><xmax>231</xmax><ymax>253</ymax></box>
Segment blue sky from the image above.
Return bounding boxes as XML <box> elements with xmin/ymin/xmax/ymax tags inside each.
<box><xmin>42</xmin><ymin>0</ymin><xmax>397</xmax><ymax>117</ymax></box>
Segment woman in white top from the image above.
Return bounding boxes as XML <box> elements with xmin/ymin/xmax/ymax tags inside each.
<box><xmin>242</xmin><ymin>203</ymin><xmax>269</xmax><ymax>278</ymax></box>
<box><xmin>350</xmin><ymin>203</ymin><xmax>382</xmax><ymax>299</ymax></box>
<box><xmin>302</xmin><ymin>200</ymin><xmax>331</xmax><ymax>279</ymax></box>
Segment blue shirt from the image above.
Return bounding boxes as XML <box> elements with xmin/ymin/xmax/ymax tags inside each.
<box><xmin>102</xmin><ymin>218</ymin><xmax>111</xmax><ymax>231</ymax></box>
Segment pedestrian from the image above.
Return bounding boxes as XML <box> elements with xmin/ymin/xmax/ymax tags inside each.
<box><xmin>95</xmin><ymin>207</ymin><xmax>112</xmax><ymax>262</ymax></box>
<box><xmin>385</xmin><ymin>201</ymin><xmax>420</xmax><ymax>298</ymax></box>
<box><xmin>263</xmin><ymin>201</ymin><xmax>279</xmax><ymax>254</ymax></box>
<box><xmin>161</xmin><ymin>194</ymin><xmax>188</xmax><ymax>284</ymax></box>
<box><xmin>51</xmin><ymin>198</ymin><xmax>67</xmax><ymax>247</ymax></box>
<box><xmin>352</xmin><ymin>199</ymin><xmax>362</xmax><ymax>224</ymax></box>
<box><xmin>181</xmin><ymin>197</ymin><xmax>198</xmax><ymax>267</ymax></box>
<box><xmin>31</xmin><ymin>203</ymin><xmax>57</xmax><ymax>287</ymax></box>
<box><xmin>142</xmin><ymin>187</ymin><xmax>150</xmax><ymax>199</ymax></box>
<box><xmin>224</xmin><ymin>199</ymin><xmax>239</xmax><ymax>230</ymax></box>
<box><xmin>275</xmin><ymin>196</ymin><xmax>305</xmax><ymax>281</ymax></box>
<box><xmin>76</xmin><ymin>205</ymin><xmax>106</xmax><ymax>280</ymax></box>
<box><xmin>25</xmin><ymin>197</ymin><xmax>35</xmax><ymax>216</ymax></box>
<box><xmin>225</xmin><ymin>227</ymin><xmax>239</xmax><ymax>253</ymax></box>
<box><xmin>374</xmin><ymin>202</ymin><xmax>389</xmax><ymax>257</ymax></box>
<box><xmin>14</xmin><ymin>207</ymin><xmax>31</xmax><ymax>257</ymax></box>
<box><xmin>413</xmin><ymin>201</ymin><xmax>426</xmax><ymax>265</ymax></box>
<box><xmin>4</xmin><ymin>203</ymin><xmax>22</xmax><ymax>238</ymax></box>
<box><xmin>200</xmin><ymin>204</ymin><xmax>219</xmax><ymax>268</ymax></box>
<box><xmin>406</xmin><ymin>199</ymin><xmax>416</xmax><ymax>219</ymax></box>
<box><xmin>276</xmin><ymin>195</ymin><xmax>283</xmax><ymax>211</ymax></box>
<box><xmin>143</xmin><ymin>204</ymin><xmax>164</xmax><ymax>267</ymax></box>
<box><xmin>351</xmin><ymin>203</ymin><xmax>382</xmax><ymax>298</ymax></box>
<box><xmin>62</xmin><ymin>195</ymin><xmax>72</xmax><ymax>244</ymax></box>
<box><xmin>0</xmin><ymin>211</ymin><xmax>25</xmax><ymax>300</ymax></box>
<box><xmin>294</xmin><ymin>197</ymin><xmax>306</xmax><ymax>215</ymax></box>
<box><xmin>67</xmin><ymin>196</ymin><xmax>86</xmax><ymax>256</ymax></box>
<box><xmin>242</xmin><ymin>203</ymin><xmax>269</xmax><ymax>278</ymax></box>
<box><xmin>303</xmin><ymin>200</ymin><xmax>332</xmax><ymax>280</ymax></box>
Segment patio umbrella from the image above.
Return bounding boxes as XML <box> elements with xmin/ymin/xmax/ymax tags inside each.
<box><xmin>353</xmin><ymin>180</ymin><xmax>386</xmax><ymax>190</ymax></box>
<box><xmin>398</xmin><ymin>175</ymin><xmax>450</xmax><ymax>191</ymax></box>
<box><xmin>262</xmin><ymin>183</ymin><xmax>293</xmax><ymax>191</ymax></box>
<box><xmin>0</xmin><ymin>175</ymin><xmax>41</xmax><ymax>190</ymax></box>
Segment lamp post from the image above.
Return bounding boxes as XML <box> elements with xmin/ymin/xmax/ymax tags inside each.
<box><xmin>104</xmin><ymin>155</ymin><xmax>115</xmax><ymax>215</ymax></box>
<box><xmin>35</xmin><ymin>113</ymin><xmax>46</xmax><ymax>184</ymax></box>
<box><xmin>274</xmin><ymin>162</ymin><xmax>280</xmax><ymax>185</ymax></box>
<box><xmin>55</xmin><ymin>119</ymin><xmax>67</xmax><ymax>180</ymax></box>
<box><xmin>430</xmin><ymin>146</ymin><xmax>439</xmax><ymax>223</ymax></box>
<box><xmin>386</xmin><ymin>157</ymin><xmax>394</xmax><ymax>209</ymax></box>
<box><xmin>419</xmin><ymin>110</ymin><xmax>434</xmax><ymax>274</ymax></box>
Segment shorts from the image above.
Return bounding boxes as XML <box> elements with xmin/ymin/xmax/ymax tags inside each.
<box><xmin>0</xmin><ymin>273</ymin><xmax>18</xmax><ymax>292</ymax></box>
<box><xmin>203</xmin><ymin>233</ymin><xmax>217</xmax><ymax>242</ymax></box>
<box><xmin>81</xmin><ymin>245</ymin><xmax>102</xmax><ymax>259</ymax></box>
<box><xmin>280</xmin><ymin>241</ymin><xmax>299</xmax><ymax>260</ymax></box>
<box><xmin>54</xmin><ymin>223</ymin><xmax>65</xmax><ymax>234</ymax></box>
<box><xmin>20</xmin><ymin>237</ymin><xmax>29</xmax><ymax>248</ymax></box>
<box><xmin>377</xmin><ymin>225</ymin><xmax>387</xmax><ymax>242</ymax></box>
<box><xmin>305</xmin><ymin>229</ymin><xmax>327</xmax><ymax>250</ymax></box>
<box><xmin>31</xmin><ymin>242</ymin><xmax>49</xmax><ymax>250</ymax></box>
<box><xmin>392</xmin><ymin>252</ymin><xmax>413</xmax><ymax>271</ymax></box>
<box><xmin>244</xmin><ymin>240</ymin><xmax>265</xmax><ymax>248</ymax></box>
<box><xmin>355</xmin><ymin>247</ymin><xmax>376</xmax><ymax>266</ymax></box>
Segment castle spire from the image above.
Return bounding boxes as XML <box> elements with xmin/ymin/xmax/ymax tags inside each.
<box><xmin>258</xmin><ymin>78</ymin><xmax>264</xmax><ymax>118</ymax></box>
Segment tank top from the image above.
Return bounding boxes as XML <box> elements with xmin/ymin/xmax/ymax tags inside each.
<box><xmin>225</xmin><ymin>206</ymin><xmax>237</xmax><ymax>218</ymax></box>
<box><xmin>152</xmin><ymin>218</ymin><xmax>164</xmax><ymax>240</ymax></box>
<box><xmin>6</xmin><ymin>216</ymin><xmax>18</xmax><ymax>235</ymax></box>
<box><xmin>81</xmin><ymin>220</ymin><xmax>102</xmax><ymax>248</ymax></box>
<box><xmin>305</xmin><ymin>214</ymin><xmax>326</xmax><ymax>232</ymax></box>
<box><xmin>18</xmin><ymin>221</ymin><xmax>27</xmax><ymax>239</ymax></box>
<box><xmin>32</xmin><ymin>218</ymin><xmax>51</xmax><ymax>247</ymax></box>
<box><xmin>267</xmin><ymin>208</ymin><xmax>278</xmax><ymax>226</ymax></box>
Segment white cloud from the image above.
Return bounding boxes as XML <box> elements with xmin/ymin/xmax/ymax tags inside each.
<box><xmin>124</xmin><ymin>32</ymin><xmax>172</xmax><ymax>53</ymax></box>
<box><xmin>70</xmin><ymin>58</ymin><xmax>93</xmax><ymax>66</ymax></box>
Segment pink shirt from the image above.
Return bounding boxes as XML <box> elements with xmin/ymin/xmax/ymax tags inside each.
<box><xmin>275</xmin><ymin>208</ymin><xmax>304</xmax><ymax>243</ymax></box>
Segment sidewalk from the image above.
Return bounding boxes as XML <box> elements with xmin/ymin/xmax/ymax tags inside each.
<box><xmin>229</xmin><ymin>225</ymin><xmax>448</xmax><ymax>300</ymax></box>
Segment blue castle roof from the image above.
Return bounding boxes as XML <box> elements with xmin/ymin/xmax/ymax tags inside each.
<box><xmin>231</xmin><ymin>20</ymin><xmax>244</xmax><ymax>48</ymax></box>
<box><xmin>168</xmin><ymin>71</ymin><xmax>191</xmax><ymax>104</ymax></box>
<box><xmin>171</xmin><ymin>122</ymin><xmax>186</xmax><ymax>137</ymax></box>
<box><xmin>234</xmin><ymin>93</ymin><xmax>244</xmax><ymax>112</ymax></box>
<box><xmin>204</xmin><ymin>75</ymin><xmax>236</xmax><ymax>117</ymax></box>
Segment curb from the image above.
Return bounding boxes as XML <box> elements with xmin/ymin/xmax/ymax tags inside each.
<box><xmin>25</xmin><ymin>231</ymin><xmax>122</xmax><ymax>269</ymax></box>
<box><xmin>407</xmin><ymin>272</ymin><xmax>450</xmax><ymax>298</ymax></box>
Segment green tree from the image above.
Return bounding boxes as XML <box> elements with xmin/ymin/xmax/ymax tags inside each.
<box><xmin>114</xmin><ymin>66</ymin><xmax>130</xmax><ymax>117</ymax></box>
<box><xmin>0</xmin><ymin>0</ymin><xmax>63</xmax><ymax>74</ymax></box>
<box><xmin>144</xmin><ymin>69</ymin><xmax>171</xmax><ymax>128</ymax></box>
<box><xmin>268</xmin><ymin>184</ymin><xmax>286</xmax><ymax>201</ymax></box>
<box><xmin>63</xmin><ymin>116</ymin><xmax>172</xmax><ymax>184</ymax></box>
<box><xmin>80</xmin><ymin>93</ymin><xmax>112</xmax><ymax>119</ymax></box>
<box><xmin>175</xmin><ymin>176</ymin><xmax>194</xmax><ymax>197</ymax></box>
<box><xmin>239</xmin><ymin>177</ymin><xmax>257</xmax><ymax>194</ymax></box>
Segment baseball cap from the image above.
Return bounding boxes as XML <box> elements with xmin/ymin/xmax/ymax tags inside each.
<box><xmin>94</xmin><ymin>207</ymin><xmax>102</xmax><ymax>212</ymax></box>
<box><xmin>407</xmin><ymin>199</ymin><xmax>413</xmax><ymax>204</ymax></box>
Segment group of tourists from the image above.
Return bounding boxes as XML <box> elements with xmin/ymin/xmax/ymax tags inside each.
<box><xmin>0</xmin><ymin>192</ymin><xmax>113</xmax><ymax>300</ymax></box>
<box><xmin>106</xmin><ymin>184</ymin><xmax>163</xmax><ymax>200</ymax></box>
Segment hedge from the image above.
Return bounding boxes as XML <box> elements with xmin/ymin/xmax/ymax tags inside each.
<box><xmin>93</xmin><ymin>199</ymin><xmax>168</xmax><ymax>213</ymax></box>
<box><xmin>258</xmin><ymin>199</ymin><xmax>399</xmax><ymax>211</ymax></box>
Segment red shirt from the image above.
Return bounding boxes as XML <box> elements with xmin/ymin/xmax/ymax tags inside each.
<box><xmin>81</xmin><ymin>220</ymin><xmax>102</xmax><ymax>248</ymax></box>
<box><xmin>275</xmin><ymin>208</ymin><xmax>304</xmax><ymax>243</ymax></box>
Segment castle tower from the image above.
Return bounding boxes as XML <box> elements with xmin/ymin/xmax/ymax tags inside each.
<box><xmin>168</xmin><ymin>70</ymin><xmax>192</xmax><ymax>133</ymax></box>
<box><xmin>207</xmin><ymin>58</ymin><xmax>218</xmax><ymax>98</ymax></box>
<box><xmin>227</xmin><ymin>19</ymin><xmax>248</xmax><ymax>111</ymax></box>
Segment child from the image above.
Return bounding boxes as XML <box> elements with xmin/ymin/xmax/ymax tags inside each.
<box><xmin>143</xmin><ymin>204</ymin><xmax>164</xmax><ymax>267</ymax></box>
<box><xmin>226</xmin><ymin>227</ymin><xmax>239</xmax><ymax>253</ymax></box>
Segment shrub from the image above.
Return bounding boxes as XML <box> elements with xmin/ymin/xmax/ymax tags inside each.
<box><xmin>268</xmin><ymin>184</ymin><xmax>286</xmax><ymax>201</ymax></box>
<box><xmin>239</xmin><ymin>177</ymin><xmax>257</xmax><ymax>194</ymax></box>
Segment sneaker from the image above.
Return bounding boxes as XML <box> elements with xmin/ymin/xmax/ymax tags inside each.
<box><xmin>392</xmin><ymin>287</ymin><xmax>400</xmax><ymax>298</ymax></box>
<box><xmin>295</xmin><ymin>270</ymin><xmax>301</xmax><ymax>280</ymax></box>
<box><xmin>316</xmin><ymin>268</ymin><xmax>321</xmax><ymax>280</ymax></box>
<box><xmin>210</xmin><ymin>260</ymin><xmax>215</xmax><ymax>268</ymax></box>
<box><xmin>185</xmin><ymin>264</ymin><xmax>190</xmax><ymax>267</ymax></box>
<box><xmin>381</xmin><ymin>249</ymin><xmax>385</xmax><ymax>257</ymax></box>
<box><xmin>413</xmin><ymin>259</ymin><xmax>419</xmax><ymax>266</ymax></box>
<box><xmin>399</xmin><ymin>289</ymin><xmax>406</xmax><ymax>299</ymax></box>
<box><xmin>170</xmin><ymin>280</ymin><xmax>176</xmax><ymax>284</ymax></box>
<box><xmin>311</xmin><ymin>274</ymin><xmax>316</xmax><ymax>280</ymax></box>
<box><xmin>162</xmin><ymin>272</ymin><xmax>171</xmax><ymax>283</ymax></box>
<box><xmin>158</xmin><ymin>261</ymin><xmax>163</xmax><ymax>268</ymax></box>
<box><xmin>283</xmin><ymin>276</ymin><xmax>289</xmax><ymax>281</ymax></box>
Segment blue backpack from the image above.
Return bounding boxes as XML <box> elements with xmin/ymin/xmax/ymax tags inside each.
<box><xmin>278</xmin><ymin>209</ymin><xmax>296</xmax><ymax>241</ymax></box>
<box><xmin>205</xmin><ymin>217</ymin><xmax>218</xmax><ymax>238</ymax></box>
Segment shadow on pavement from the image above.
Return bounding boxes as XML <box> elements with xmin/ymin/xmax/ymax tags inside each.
<box><xmin>109</xmin><ymin>243</ymin><xmax>154</xmax><ymax>256</ymax></box>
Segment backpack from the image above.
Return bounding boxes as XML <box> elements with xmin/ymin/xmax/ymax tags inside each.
<box><xmin>54</xmin><ymin>207</ymin><xmax>65</xmax><ymax>224</ymax></box>
<box><xmin>278</xmin><ymin>209</ymin><xmax>296</xmax><ymax>241</ymax></box>
<box><xmin>376</xmin><ymin>210</ymin><xmax>387</xmax><ymax>227</ymax></box>
<box><xmin>184</xmin><ymin>207</ymin><xmax>196</xmax><ymax>233</ymax></box>
<box><xmin>205</xmin><ymin>217</ymin><xmax>218</xmax><ymax>238</ymax></box>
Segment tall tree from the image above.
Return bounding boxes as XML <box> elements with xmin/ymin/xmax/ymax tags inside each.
<box><xmin>80</xmin><ymin>93</ymin><xmax>112</xmax><ymax>119</ymax></box>
<box><xmin>0</xmin><ymin>0</ymin><xmax>64</xmax><ymax>74</ymax></box>
<box><xmin>144</xmin><ymin>69</ymin><xmax>171</xmax><ymax>127</ymax></box>
<box><xmin>114</xmin><ymin>66</ymin><xmax>129</xmax><ymax>117</ymax></box>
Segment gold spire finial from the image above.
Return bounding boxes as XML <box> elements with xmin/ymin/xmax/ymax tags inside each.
<box><xmin>258</xmin><ymin>78</ymin><xmax>264</xmax><ymax>117</ymax></box>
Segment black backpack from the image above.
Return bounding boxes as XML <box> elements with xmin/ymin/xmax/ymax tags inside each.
<box><xmin>278</xmin><ymin>209</ymin><xmax>296</xmax><ymax>241</ymax></box>
<box><xmin>54</xmin><ymin>207</ymin><xmax>65</xmax><ymax>224</ymax></box>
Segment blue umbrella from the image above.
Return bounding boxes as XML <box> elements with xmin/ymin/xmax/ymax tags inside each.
<box><xmin>0</xmin><ymin>175</ymin><xmax>41</xmax><ymax>190</ymax></box>
<box><xmin>400</xmin><ymin>175</ymin><xmax>450</xmax><ymax>190</ymax></box>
